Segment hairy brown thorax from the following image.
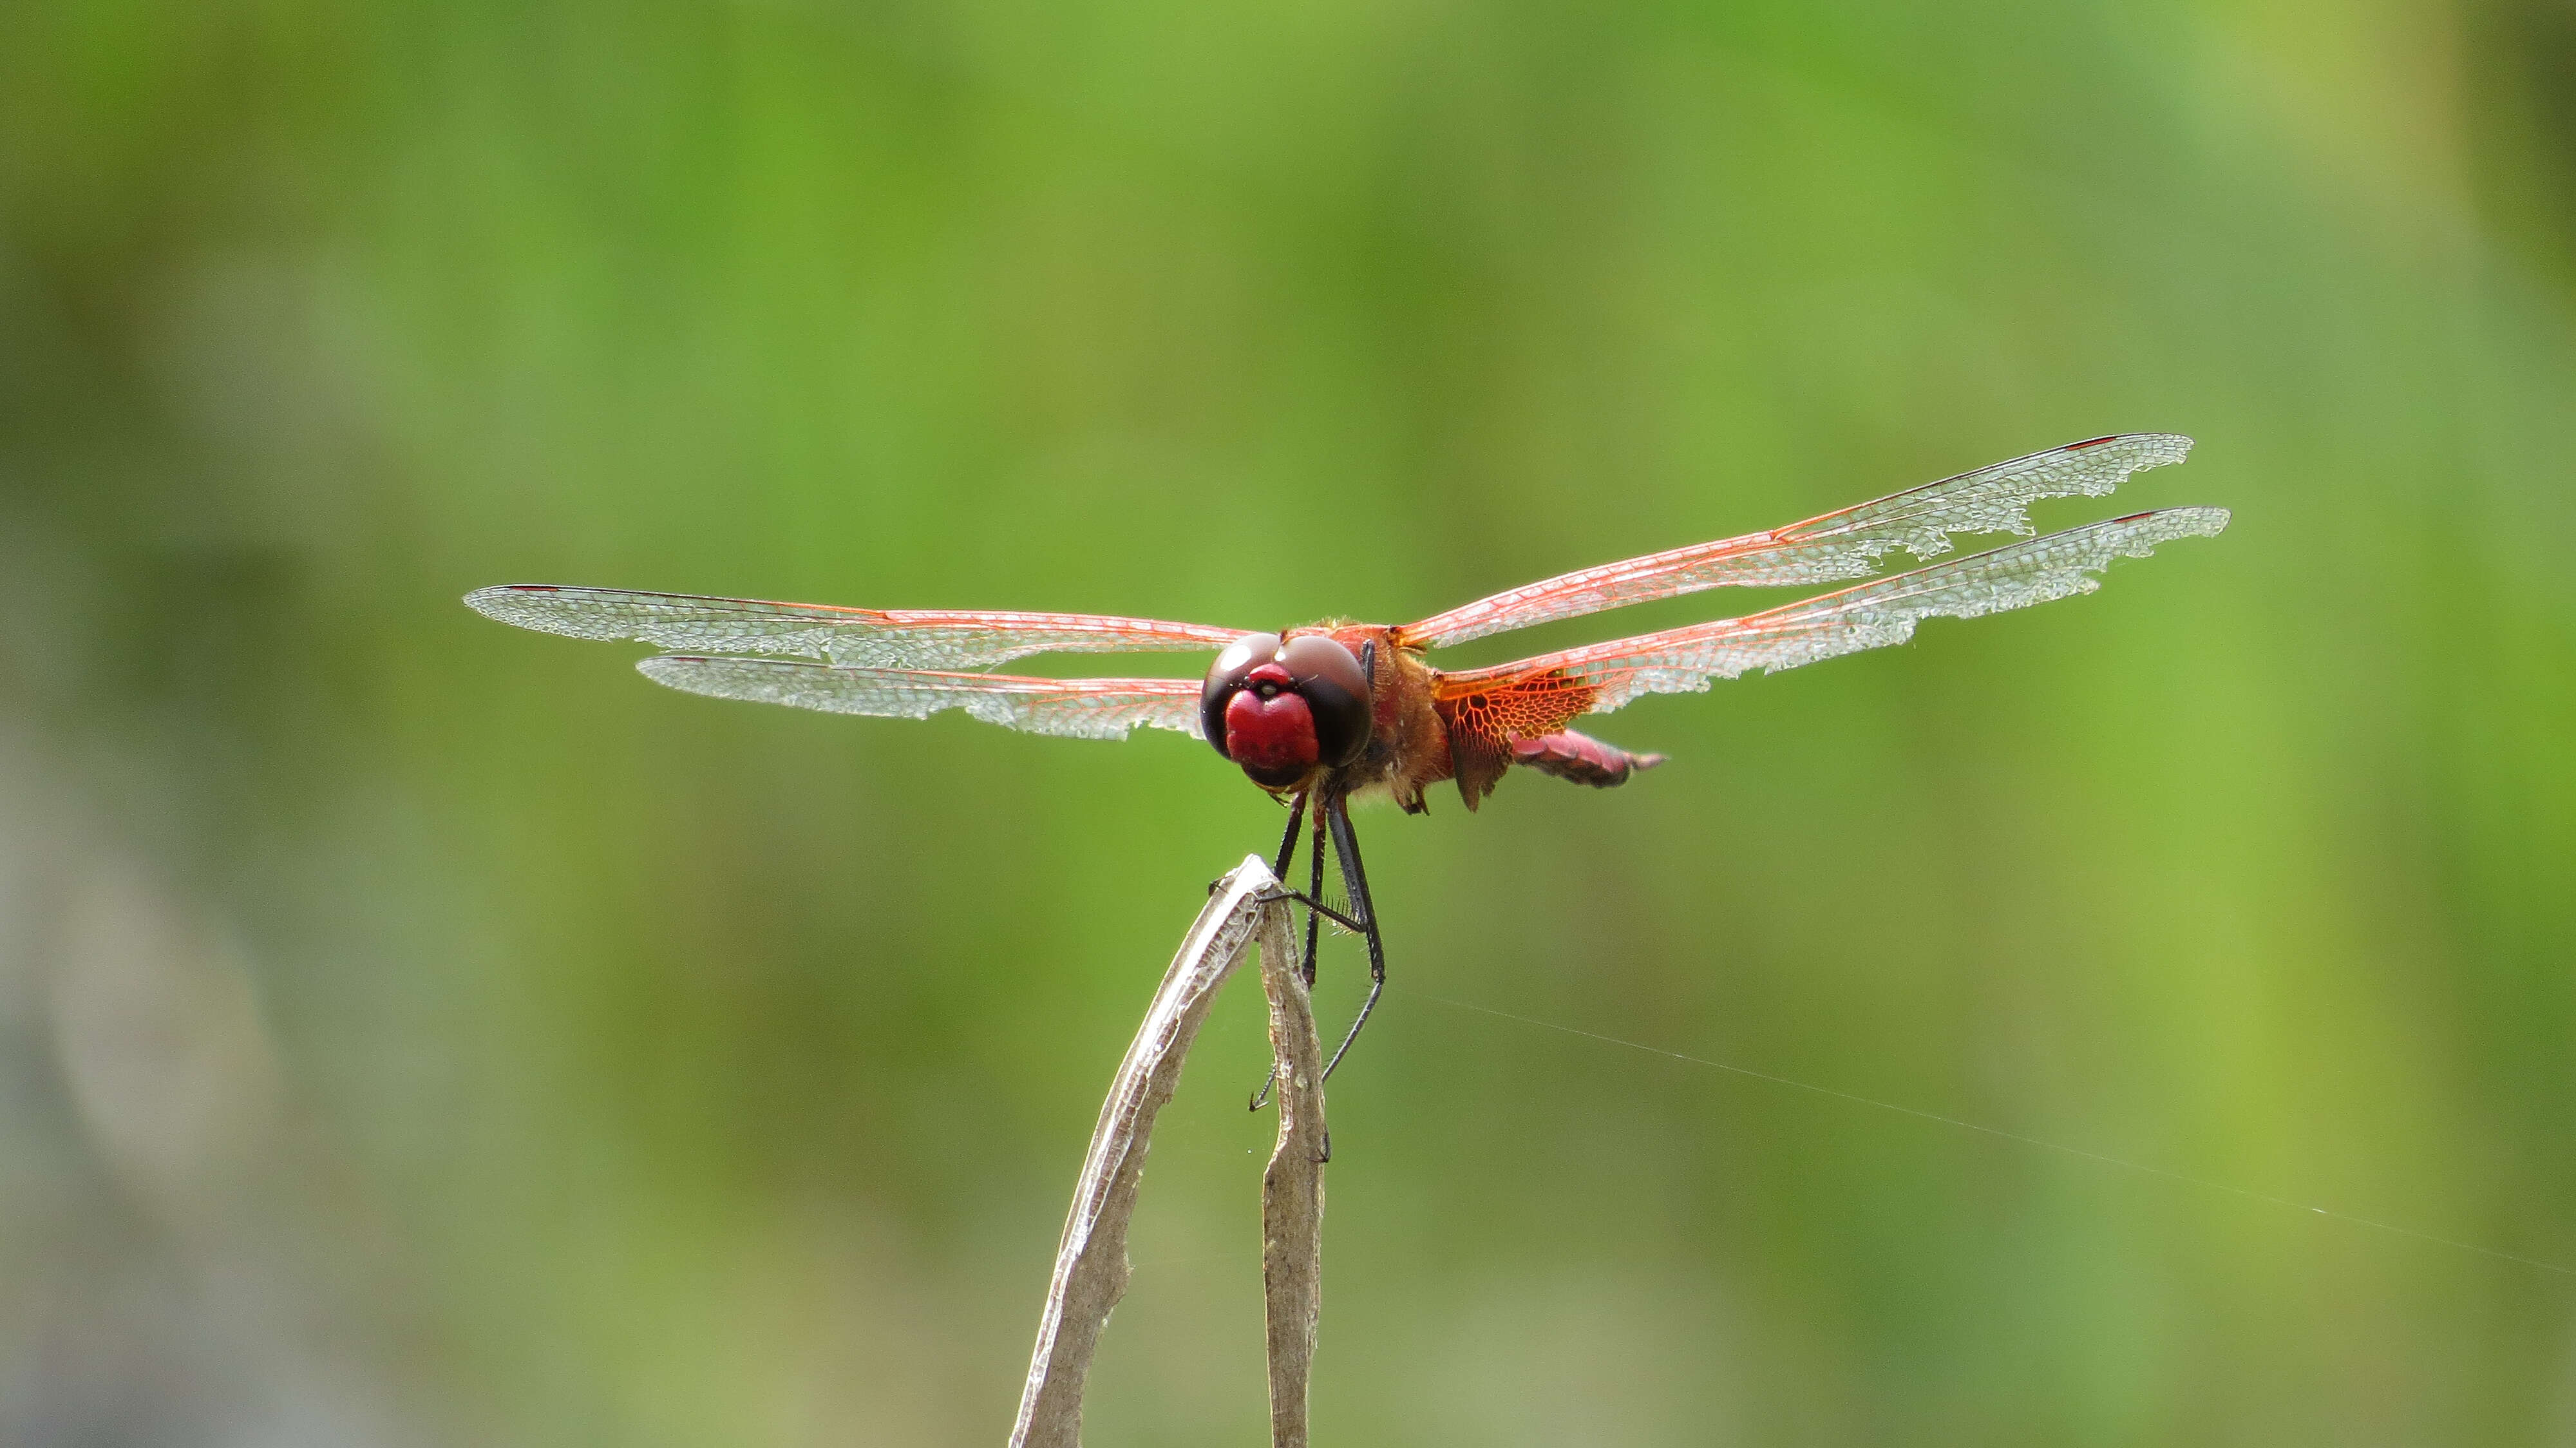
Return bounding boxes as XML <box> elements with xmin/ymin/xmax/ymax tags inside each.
<box><xmin>1283</xmin><ymin>624</ymin><xmax>1455</xmax><ymax>812</ymax></box>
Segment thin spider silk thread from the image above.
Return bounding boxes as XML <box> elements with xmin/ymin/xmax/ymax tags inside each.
<box><xmin>1395</xmin><ymin>984</ymin><xmax>2575</xmax><ymax>1281</ymax></box>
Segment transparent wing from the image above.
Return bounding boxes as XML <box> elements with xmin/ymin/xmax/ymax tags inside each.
<box><xmin>466</xmin><ymin>586</ymin><xmax>1245</xmax><ymax>670</ymax></box>
<box><xmin>634</xmin><ymin>655</ymin><xmax>1206</xmax><ymax>741</ymax></box>
<box><xmin>1435</xmin><ymin>508</ymin><xmax>2229</xmax><ymax>715</ymax></box>
<box><xmin>1399</xmin><ymin>433</ymin><xmax>2193</xmax><ymax>649</ymax></box>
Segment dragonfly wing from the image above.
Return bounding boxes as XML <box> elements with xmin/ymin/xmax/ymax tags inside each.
<box><xmin>466</xmin><ymin>586</ymin><xmax>1245</xmax><ymax>670</ymax></box>
<box><xmin>1398</xmin><ymin>433</ymin><xmax>2192</xmax><ymax>648</ymax></box>
<box><xmin>1431</xmin><ymin>507</ymin><xmax>2228</xmax><ymax>802</ymax></box>
<box><xmin>634</xmin><ymin>656</ymin><xmax>1206</xmax><ymax>741</ymax></box>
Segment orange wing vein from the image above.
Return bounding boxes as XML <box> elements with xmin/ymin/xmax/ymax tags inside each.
<box><xmin>635</xmin><ymin>656</ymin><xmax>1205</xmax><ymax>741</ymax></box>
<box><xmin>466</xmin><ymin>586</ymin><xmax>1245</xmax><ymax>670</ymax></box>
<box><xmin>1398</xmin><ymin>433</ymin><xmax>2192</xmax><ymax>649</ymax></box>
<box><xmin>1436</xmin><ymin>506</ymin><xmax>2228</xmax><ymax>755</ymax></box>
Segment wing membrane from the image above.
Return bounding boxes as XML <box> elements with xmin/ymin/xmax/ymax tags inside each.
<box><xmin>1437</xmin><ymin>507</ymin><xmax>2229</xmax><ymax>714</ymax></box>
<box><xmin>635</xmin><ymin>655</ymin><xmax>1205</xmax><ymax>741</ymax></box>
<box><xmin>466</xmin><ymin>586</ymin><xmax>1244</xmax><ymax>669</ymax></box>
<box><xmin>1399</xmin><ymin>433</ymin><xmax>2192</xmax><ymax>649</ymax></box>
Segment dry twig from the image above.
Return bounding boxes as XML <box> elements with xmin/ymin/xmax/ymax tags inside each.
<box><xmin>1009</xmin><ymin>855</ymin><xmax>1327</xmax><ymax>1447</ymax></box>
<box><xmin>1256</xmin><ymin>892</ymin><xmax>1326</xmax><ymax>1446</ymax></box>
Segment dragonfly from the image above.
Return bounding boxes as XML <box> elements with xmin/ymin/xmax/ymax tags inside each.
<box><xmin>467</xmin><ymin>433</ymin><xmax>2227</xmax><ymax>1081</ymax></box>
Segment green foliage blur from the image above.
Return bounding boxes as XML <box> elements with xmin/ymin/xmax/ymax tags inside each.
<box><xmin>5</xmin><ymin>1</ymin><xmax>2573</xmax><ymax>1442</ymax></box>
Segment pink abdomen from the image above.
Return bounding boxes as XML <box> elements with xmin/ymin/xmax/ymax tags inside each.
<box><xmin>1510</xmin><ymin>730</ymin><xmax>1666</xmax><ymax>788</ymax></box>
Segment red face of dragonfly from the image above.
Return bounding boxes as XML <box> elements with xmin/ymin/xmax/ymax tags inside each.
<box><xmin>1198</xmin><ymin>633</ymin><xmax>1373</xmax><ymax>788</ymax></box>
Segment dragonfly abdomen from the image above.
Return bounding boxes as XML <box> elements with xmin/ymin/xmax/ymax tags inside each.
<box><xmin>1509</xmin><ymin>730</ymin><xmax>1667</xmax><ymax>789</ymax></box>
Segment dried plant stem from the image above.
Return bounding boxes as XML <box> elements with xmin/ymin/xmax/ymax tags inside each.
<box><xmin>1009</xmin><ymin>855</ymin><xmax>1326</xmax><ymax>1448</ymax></box>
<box><xmin>1256</xmin><ymin>895</ymin><xmax>1325</xmax><ymax>1446</ymax></box>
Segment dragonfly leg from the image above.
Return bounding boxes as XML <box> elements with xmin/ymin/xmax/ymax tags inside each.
<box><xmin>1215</xmin><ymin>795</ymin><xmax>1305</xmax><ymax>897</ymax></box>
<box><xmin>1269</xmin><ymin>791</ymin><xmax>1307</xmax><ymax>882</ymax></box>
<box><xmin>1303</xmin><ymin>806</ymin><xmax>1326</xmax><ymax>987</ymax></box>
<box><xmin>1251</xmin><ymin>808</ymin><xmax>1334</xmax><ymax>1112</ymax></box>
<box><xmin>1253</xmin><ymin>886</ymin><xmax>1364</xmax><ymax>936</ymax></box>
<box><xmin>1320</xmin><ymin>792</ymin><xmax>1385</xmax><ymax>1082</ymax></box>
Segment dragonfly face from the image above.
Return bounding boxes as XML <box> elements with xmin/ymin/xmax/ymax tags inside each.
<box><xmin>1200</xmin><ymin>632</ymin><xmax>1373</xmax><ymax>788</ymax></box>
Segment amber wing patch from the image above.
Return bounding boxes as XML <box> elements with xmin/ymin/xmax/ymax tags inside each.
<box><xmin>1432</xmin><ymin>668</ymin><xmax>1599</xmax><ymax>808</ymax></box>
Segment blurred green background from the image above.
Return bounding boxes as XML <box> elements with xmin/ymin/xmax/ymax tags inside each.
<box><xmin>5</xmin><ymin>0</ymin><xmax>2575</xmax><ymax>1443</ymax></box>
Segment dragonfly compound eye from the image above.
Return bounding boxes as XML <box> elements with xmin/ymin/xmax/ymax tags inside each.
<box><xmin>1201</xmin><ymin>633</ymin><xmax>1287</xmax><ymax>757</ymax></box>
<box><xmin>1278</xmin><ymin>634</ymin><xmax>1372</xmax><ymax>768</ymax></box>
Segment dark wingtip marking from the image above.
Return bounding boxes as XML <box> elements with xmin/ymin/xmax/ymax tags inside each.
<box><xmin>2066</xmin><ymin>435</ymin><xmax>2121</xmax><ymax>450</ymax></box>
<box><xmin>2110</xmin><ymin>510</ymin><xmax>2155</xmax><ymax>524</ymax></box>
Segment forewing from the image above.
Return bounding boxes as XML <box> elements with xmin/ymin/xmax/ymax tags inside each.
<box><xmin>634</xmin><ymin>656</ymin><xmax>1205</xmax><ymax>741</ymax></box>
<box><xmin>1398</xmin><ymin>433</ymin><xmax>2192</xmax><ymax>648</ymax></box>
<box><xmin>1437</xmin><ymin>507</ymin><xmax>2229</xmax><ymax>719</ymax></box>
<box><xmin>466</xmin><ymin>586</ymin><xmax>1245</xmax><ymax>669</ymax></box>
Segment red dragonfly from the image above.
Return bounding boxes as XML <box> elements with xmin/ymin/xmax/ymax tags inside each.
<box><xmin>469</xmin><ymin>433</ymin><xmax>2226</xmax><ymax>1078</ymax></box>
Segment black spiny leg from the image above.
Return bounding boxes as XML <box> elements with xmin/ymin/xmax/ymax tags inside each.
<box><xmin>1323</xmin><ymin>638</ymin><xmax>1377</xmax><ymax>996</ymax></box>
<box><xmin>1302</xmin><ymin>800</ymin><xmax>1325</xmax><ymax>987</ymax></box>
<box><xmin>1253</xmin><ymin>790</ymin><xmax>1366</xmax><ymax>937</ymax></box>
<box><xmin>1270</xmin><ymin>790</ymin><xmax>1307</xmax><ymax>882</ymax></box>
<box><xmin>1320</xmin><ymin>637</ymin><xmax>1372</xmax><ymax>990</ymax></box>
<box><xmin>1320</xmin><ymin>793</ymin><xmax>1385</xmax><ymax>1081</ymax></box>
<box><xmin>1215</xmin><ymin>791</ymin><xmax>1306</xmax><ymax>899</ymax></box>
<box><xmin>1251</xmin><ymin>790</ymin><xmax>1327</xmax><ymax>1111</ymax></box>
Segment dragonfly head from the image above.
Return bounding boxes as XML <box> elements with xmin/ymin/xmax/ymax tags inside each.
<box><xmin>1201</xmin><ymin>632</ymin><xmax>1372</xmax><ymax>787</ymax></box>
